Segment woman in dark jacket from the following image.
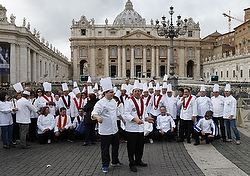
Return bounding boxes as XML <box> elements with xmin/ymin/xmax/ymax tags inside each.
<box><xmin>82</xmin><ymin>93</ymin><xmax>98</xmax><ymax>146</ymax></box>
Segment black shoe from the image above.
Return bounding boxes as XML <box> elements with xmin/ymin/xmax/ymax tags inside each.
<box><xmin>130</xmin><ymin>165</ymin><xmax>137</xmax><ymax>172</ymax></box>
<box><xmin>82</xmin><ymin>142</ymin><xmax>89</xmax><ymax>146</ymax></box>
<box><xmin>3</xmin><ymin>144</ymin><xmax>10</xmax><ymax>149</ymax></box>
<box><xmin>136</xmin><ymin>162</ymin><xmax>147</xmax><ymax>167</ymax></box>
<box><xmin>19</xmin><ymin>145</ymin><xmax>30</xmax><ymax>149</ymax></box>
<box><xmin>177</xmin><ymin>139</ymin><xmax>184</xmax><ymax>142</ymax></box>
<box><xmin>194</xmin><ymin>142</ymin><xmax>200</xmax><ymax>146</ymax></box>
<box><xmin>90</xmin><ymin>141</ymin><xmax>96</xmax><ymax>145</ymax></box>
<box><xmin>187</xmin><ymin>140</ymin><xmax>191</xmax><ymax>144</ymax></box>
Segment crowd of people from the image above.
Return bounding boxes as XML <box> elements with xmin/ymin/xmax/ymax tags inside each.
<box><xmin>0</xmin><ymin>75</ymin><xmax>241</xmax><ymax>173</ymax></box>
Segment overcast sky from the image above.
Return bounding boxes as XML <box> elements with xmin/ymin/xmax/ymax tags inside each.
<box><xmin>2</xmin><ymin>0</ymin><xmax>250</xmax><ymax>60</ymax></box>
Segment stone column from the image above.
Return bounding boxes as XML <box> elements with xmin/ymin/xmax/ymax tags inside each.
<box><xmin>195</xmin><ymin>46</ymin><xmax>201</xmax><ymax>79</ymax></box>
<box><xmin>167</xmin><ymin>47</ymin><xmax>171</xmax><ymax>76</ymax></box>
<box><xmin>36</xmin><ymin>53</ymin><xmax>40</xmax><ymax>82</ymax></box>
<box><xmin>90</xmin><ymin>45</ymin><xmax>96</xmax><ymax>78</ymax></box>
<box><xmin>73</xmin><ymin>46</ymin><xmax>78</xmax><ymax>81</ymax></box>
<box><xmin>27</xmin><ymin>48</ymin><xmax>31</xmax><ymax>82</ymax></box>
<box><xmin>117</xmin><ymin>45</ymin><xmax>121</xmax><ymax>77</ymax></box>
<box><xmin>179</xmin><ymin>46</ymin><xmax>185</xmax><ymax>77</ymax></box>
<box><xmin>10</xmin><ymin>43</ymin><xmax>16</xmax><ymax>84</ymax></box>
<box><xmin>19</xmin><ymin>45</ymin><xmax>28</xmax><ymax>82</ymax></box>
<box><xmin>31</xmin><ymin>51</ymin><xmax>36</xmax><ymax>82</ymax></box>
<box><xmin>156</xmin><ymin>46</ymin><xmax>159</xmax><ymax>77</ymax></box>
<box><xmin>151</xmin><ymin>46</ymin><xmax>155</xmax><ymax>77</ymax></box>
<box><xmin>122</xmin><ymin>46</ymin><xmax>126</xmax><ymax>77</ymax></box>
<box><xmin>143</xmin><ymin>46</ymin><xmax>146</xmax><ymax>77</ymax></box>
<box><xmin>104</xmin><ymin>46</ymin><xmax>109</xmax><ymax>77</ymax></box>
<box><xmin>130</xmin><ymin>46</ymin><xmax>135</xmax><ymax>78</ymax></box>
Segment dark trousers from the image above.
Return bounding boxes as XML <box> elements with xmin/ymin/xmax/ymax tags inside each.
<box><xmin>38</xmin><ymin>130</ymin><xmax>54</xmax><ymax>144</ymax></box>
<box><xmin>154</xmin><ymin>130</ymin><xmax>176</xmax><ymax>141</ymax></box>
<box><xmin>29</xmin><ymin>118</ymin><xmax>38</xmax><ymax>141</ymax></box>
<box><xmin>212</xmin><ymin>116</ymin><xmax>226</xmax><ymax>140</ymax></box>
<box><xmin>174</xmin><ymin>118</ymin><xmax>179</xmax><ymax>135</ymax></box>
<box><xmin>150</xmin><ymin>114</ymin><xmax>158</xmax><ymax>132</ymax></box>
<box><xmin>194</xmin><ymin>131</ymin><xmax>214</xmax><ymax>144</ymax></box>
<box><xmin>179</xmin><ymin>119</ymin><xmax>193</xmax><ymax>142</ymax></box>
<box><xmin>12</xmin><ymin>114</ymin><xmax>19</xmax><ymax>141</ymax></box>
<box><xmin>84</xmin><ymin>123</ymin><xmax>96</xmax><ymax>143</ymax></box>
<box><xmin>127</xmin><ymin>132</ymin><xmax>144</xmax><ymax>166</ymax></box>
<box><xmin>55</xmin><ymin>128</ymin><xmax>74</xmax><ymax>141</ymax></box>
<box><xmin>100</xmin><ymin>132</ymin><xmax>120</xmax><ymax>167</ymax></box>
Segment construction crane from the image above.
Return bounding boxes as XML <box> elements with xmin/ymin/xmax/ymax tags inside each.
<box><xmin>223</xmin><ymin>11</ymin><xmax>243</xmax><ymax>32</ymax></box>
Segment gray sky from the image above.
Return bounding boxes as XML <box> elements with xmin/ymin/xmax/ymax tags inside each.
<box><xmin>2</xmin><ymin>0</ymin><xmax>250</xmax><ymax>60</ymax></box>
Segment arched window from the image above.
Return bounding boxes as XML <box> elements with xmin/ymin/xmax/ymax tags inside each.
<box><xmin>111</xmin><ymin>48</ymin><xmax>116</xmax><ymax>56</ymax></box>
<box><xmin>126</xmin><ymin>49</ymin><xmax>130</xmax><ymax>56</ymax></box>
<box><xmin>147</xmin><ymin>49</ymin><xmax>150</xmax><ymax>57</ymax></box>
<box><xmin>81</xmin><ymin>48</ymin><xmax>86</xmax><ymax>57</ymax></box>
<box><xmin>187</xmin><ymin>60</ymin><xmax>194</xmax><ymax>77</ymax></box>
<box><xmin>98</xmin><ymin>48</ymin><xmax>102</xmax><ymax>57</ymax></box>
<box><xmin>188</xmin><ymin>49</ymin><xmax>193</xmax><ymax>57</ymax></box>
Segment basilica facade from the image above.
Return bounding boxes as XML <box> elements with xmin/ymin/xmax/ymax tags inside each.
<box><xmin>70</xmin><ymin>0</ymin><xmax>201</xmax><ymax>82</ymax></box>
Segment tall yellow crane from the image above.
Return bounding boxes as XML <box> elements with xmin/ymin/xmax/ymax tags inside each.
<box><xmin>223</xmin><ymin>11</ymin><xmax>243</xmax><ymax>32</ymax></box>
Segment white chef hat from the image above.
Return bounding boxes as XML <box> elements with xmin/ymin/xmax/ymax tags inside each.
<box><xmin>139</xmin><ymin>83</ymin><xmax>143</xmax><ymax>90</ymax></box>
<box><xmin>100</xmin><ymin>77</ymin><xmax>113</xmax><ymax>92</ymax></box>
<box><xmin>115</xmin><ymin>89</ymin><xmax>121</xmax><ymax>99</ymax></box>
<box><xmin>43</xmin><ymin>82</ymin><xmax>51</xmax><ymax>92</ymax></box>
<box><xmin>162</xmin><ymin>82</ymin><xmax>168</xmax><ymax>89</ymax></box>
<box><xmin>13</xmin><ymin>82</ymin><xmax>23</xmax><ymax>93</ymax></box>
<box><xmin>155</xmin><ymin>82</ymin><xmax>161</xmax><ymax>90</ymax></box>
<box><xmin>148</xmin><ymin>82</ymin><xmax>153</xmax><ymax>89</ymax></box>
<box><xmin>167</xmin><ymin>84</ymin><xmax>173</xmax><ymax>92</ymax></box>
<box><xmin>133</xmin><ymin>80</ymin><xmax>140</xmax><ymax>90</ymax></box>
<box><xmin>73</xmin><ymin>81</ymin><xmax>78</xmax><ymax>88</ymax></box>
<box><xmin>62</xmin><ymin>83</ymin><xmax>69</xmax><ymax>91</ymax></box>
<box><xmin>225</xmin><ymin>84</ymin><xmax>231</xmax><ymax>91</ymax></box>
<box><xmin>213</xmin><ymin>84</ymin><xmax>219</xmax><ymax>92</ymax></box>
<box><xmin>87</xmin><ymin>76</ymin><xmax>92</xmax><ymax>83</ymax></box>
<box><xmin>143</xmin><ymin>83</ymin><xmax>148</xmax><ymax>92</ymax></box>
<box><xmin>121</xmin><ymin>84</ymin><xmax>126</xmax><ymax>90</ymax></box>
<box><xmin>23</xmin><ymin>90</ymin><xmax>30</xmax><ymax>96</ymax></box>
<box><xmin>200</xmin><ymin>85</ymin><xmax>206</xmax><ymax>92</ymax></box>
<box><xmin>163</xmin><ymin>74</ymin><xmax>168</xmax><ymax>82</ymax></box>
<box><xmin>87</xmin><ymin>86</ymin><xmax>94</xmax><ymax>94</ymax></box>
<box><xmin>94</xmin><ymin>83</ymin><xmax>98</xmax><ymax>90</ymax></box>
<box><xmin>113</xmin><ymin>87</ymin><xmax>117</xmax><ymax>94</ymax></box>
<box><xmin>72</xmin><ymin>87</ymin><xmax>81</xmax><ymax>95</ymax></box>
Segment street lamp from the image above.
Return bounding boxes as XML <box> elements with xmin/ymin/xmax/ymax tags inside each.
<box><xmin>156</xmin><ymin>6</ymin><xmax>188</xmax><ymax>84</ymax></box>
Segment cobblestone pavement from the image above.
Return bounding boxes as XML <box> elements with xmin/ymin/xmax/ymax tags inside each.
<box><xmin>212</xmin><ymin>132</ymin><xmax>250</xmax><ymax>175</ymax></box>
<box><xmin>0</xmin><ymin>140</ymin><xmax>204</xmax><ymax>176</ymax></box>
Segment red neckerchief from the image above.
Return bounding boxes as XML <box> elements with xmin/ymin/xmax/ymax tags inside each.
<box><xmin>131</xmin><ymin>96</ymin><xmax>144</xmax><ymax>120</ymax></box>
<box><xmin>117</xmin><ymin>101</ymin><xmax>122</xmax><ymax>107</ymax></box>
<box><xmin>73</xmin><ymin>97</ymin><xmax>82</xmax><ymax>109</ymax></box>
<box><xmin>77</xmin><ymin>115</ymin><xmax>81</xmax><ymax>124</ymax></box>
<box><xmin>183</xmin><ymin>95</ymin><xmax>192</xmax><ymax>110</ymax></box>
<box><xmin>154</xmin><ymin>95</ymin><xmax>162</xmax><ymax>109</ymax></box>
<box><xmin>43</xmin><ymin>95</ymin><xmax>53</xmax><ymax>102</ymax></box>
<box><xmin>58</xmin><ymin>115</ymin><xmax>67</xmax><ymax>129</ymax></box>
<box><xmin>120</xmin><ymin>94</ymin><xmax>128</xmax><ymax>104</ymax></box>
<box><xmin>85</xmin><ymin>86</ymin><xmax>88</xmax><ymax>96</ymax></box>
<box><xmin>62</xmin><ymin>95</ymin><xmax>71</xmax><ymax>108</ymax></box>
<box><xmin>144</xmin><ymin>95</ymin><xmax>151</xmax><ymax>107</ymax></box>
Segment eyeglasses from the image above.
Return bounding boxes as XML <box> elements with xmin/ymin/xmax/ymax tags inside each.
<box><xmin>109</xmin><ymin>91</ymin><xmax>114</xmax><ymax>93</ymax></box>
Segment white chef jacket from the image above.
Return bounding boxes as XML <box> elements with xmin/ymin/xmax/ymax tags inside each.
<box><xmin>211</xmin><ymin>95</ymin><xmax>224</xmax><ymax>117</ymax></box>
<box><xmin>16</xmin><ymin>97</ymin><xmax>37</xmax><ymax>124</ymax></box>
<box><xmin>165</xmin><ymin>96</ymin><xmax>178</xmax><ymax>120</ymax></box>
<box><xmin>223</xmin><ymin>95</ymin><xmax>236</xmax><ymax>119</ymax></box>
<box><xmin>70</xmin><ymin>97</ymin><xmax>84</xmax><ymax>118</ymax></box>
<box><xmin>156</xmin><ymin>114</ymin><xmax>176</xmax><ymax>133</ymax></box>
<box><xmin>72</xmin><ymin>114</ymin><xmax>84</xmax><ymax>128</ymax></box>
<box><xmin>58</xmin><ymin>95</ymin><xmax>72</xmax><ymax>116</ymax></box>
<box><xmin>39</xmin><ymin>95</ymin><xmax>56</xmax><ymax>116</ymax></box>
<box><xmin>54</xmin><ymin>115</ymin><xmax>72</xmax><ymax>132</ymax></box>
<box><xmin>0</xmin><ymin>101</ymin><xmax>13</xmax><ymax>126</ymax></box>
<box><xmin>196</xmin><ymin>96</ymin><xmax>213</xmax><ymax>117</ymax></box>
<box><xmin>194</xmin><ymin>117</ymin><xmax>218</xmax><ymax>136</ymax></box>
<box><xmin>29</xmin><ymin>98</ymin><xmax>37</xmax><ymax>118</ymax></box>
<box><xmin>148</xmin><ymin>95</ymin><xmax>170</xmax><ymax>116</ymax></box>
<box><xmin>37</xmin><ymin>114</ymin><xmax>55</xmax><ymax>134</ymax></box>
<box><xmin>177</xmin><ymin>95</ymin><xmax>197</xmax><ymax>120</ymax></box>
<box><xmin>124</xmin><ymin>97</ymin><xmax>147</xmax><ymax>133</ymax></box>
<box><xmin>91</xmin><ymin>97</ymin><xmax>120</xmax><ymax>135</ymax></box>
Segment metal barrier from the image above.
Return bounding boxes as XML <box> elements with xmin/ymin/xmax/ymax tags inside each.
<box><xmin>236</xmin><ymin>98</ymin><xmax>250</xmax><ymax>128</ymax></box>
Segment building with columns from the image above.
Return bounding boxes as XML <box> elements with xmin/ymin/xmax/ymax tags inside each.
<box><xmin>70</xmin><ymin>0</ymin><xmax>201</xmax><ymax>82</ymax></box>
<box><xmin>0</xmin><ymin>4</ymin><xmax>70</xmax><ymax>84</ymax></box>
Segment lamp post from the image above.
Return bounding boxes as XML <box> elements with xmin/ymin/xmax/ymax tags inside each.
<box><xmin>156</xmin><ymin>6</ymin><xmax>187</xmax><ymax>87</ymax></box>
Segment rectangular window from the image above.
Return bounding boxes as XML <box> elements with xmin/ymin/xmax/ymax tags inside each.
<box><xmin>221</xmin><ymin>71</ymin><xmax>223</xmax><ymax>78</ymax></box>
<box><xmin>110</xmin><ymin>66</ymin><xmax>117</xmax><ymax>78</ymax></box>
<box><xmin>147</xmin><ymin>31</ymin><xmax>150</xmax><ymax>35</ymax></box>
<box><xmin>249</xmin><ymin>69</ymin><xmax>250</xmax><ymax>77</ymax></box>
<box><xmin>227</xmin><ymin>71</ymin><xmax>229</xmax><ymax>77</ymax></box>
<box><xmin>241</xmin><ymin>70</ymin><xmax>243</xmax><ymax>77</ymax></box>
<box><xmin>188</xmin><ymin>49</ymin><xmax>193</xmax><ymax>57</ymax></box>
<box><xmin>160</xmin><ymin>49</ymin><xmax>165</xmax><ymax>57</ymax></box>
<box><xmin>160</xmin><ymin>66</ymin><xmax>166</xmax><ymax>77</ymax></box>
<box><xmin>188</xmin><ymin>31</ymin><xmax>193</xmax><ymax>37</ymax></box>
<box><xmin>81</xmin><ymin>29</ymin><xmax>86</xmax><ymax>36</ymax></box>
<box><xmin>126</xmin><ymin>31</ymin><xmax>130</xmax><ymax>35</ymax></box>
<box><xmin>233</xmin><ymin>70</ymin><xmax>235</xmax><ymax>77</ymax></box>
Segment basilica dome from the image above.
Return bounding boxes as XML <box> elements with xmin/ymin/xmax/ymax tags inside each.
<box><xmin>113</xmin><ymin>0</ymin><xmax>144</xmax><ymax>25</ymax></box>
